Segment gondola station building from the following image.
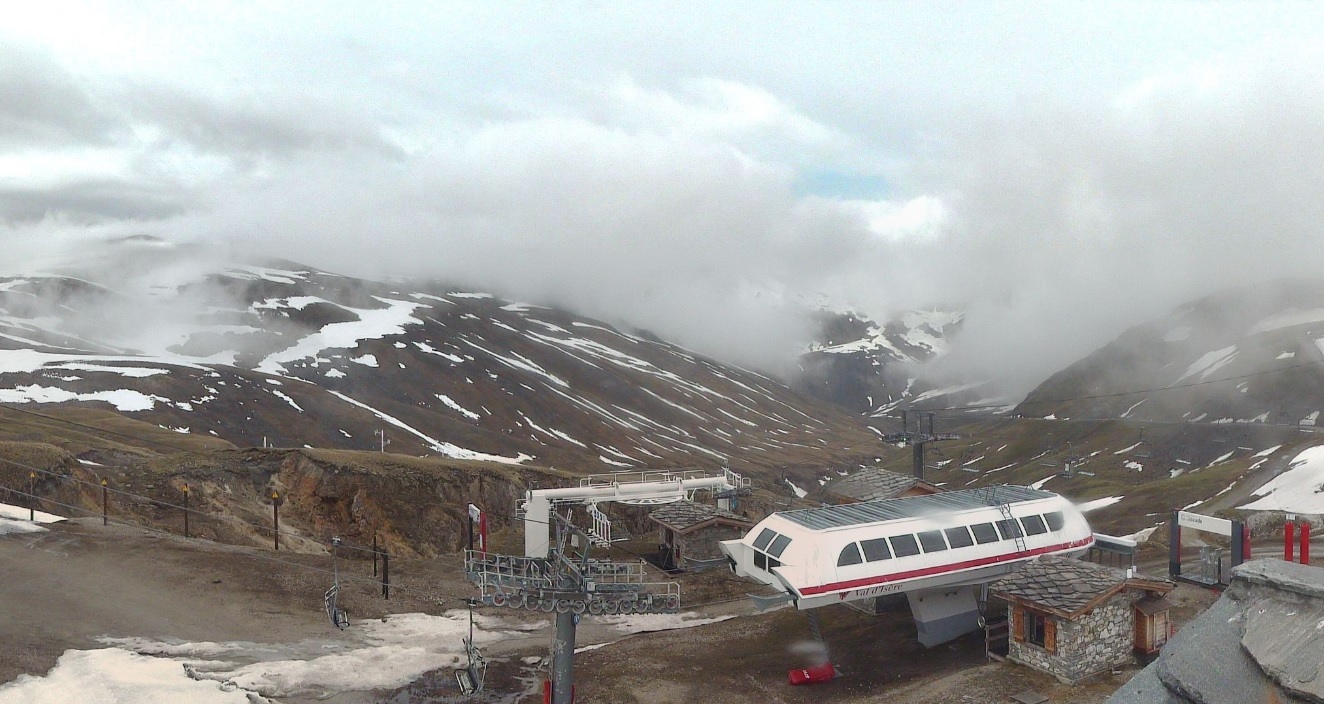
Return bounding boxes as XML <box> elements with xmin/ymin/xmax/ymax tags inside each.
<box><xmin>989</xmin><ymin>557</ymin><xmax>1175</xmax><ymax>684</ymax></box>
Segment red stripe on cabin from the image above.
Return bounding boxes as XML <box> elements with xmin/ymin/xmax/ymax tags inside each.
<box><xmin>798</xmin><ymin>536</ymin><xmax>1094</xmax><ymax>596</ymax></box>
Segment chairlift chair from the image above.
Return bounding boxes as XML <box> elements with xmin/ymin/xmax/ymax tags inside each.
<box><xmin>1135</xmin><ymin>430</ymin><xmax>1153</xmax><ymax>459</ymax></box>
<box><xmin>325</xmin><ymin>537</ymin><xmax>349</xmax><ymax>630</ymax></box>
<box><xmin>455</xmin><ymin>600</ymin><xmax>488</xmax><ymax>695</ymax></box>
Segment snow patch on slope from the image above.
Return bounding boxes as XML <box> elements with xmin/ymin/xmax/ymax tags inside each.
<box><xmin>1240</xmin><ymin>445</ymin><xmax>1324</xmax><ymax>513</ymax></box>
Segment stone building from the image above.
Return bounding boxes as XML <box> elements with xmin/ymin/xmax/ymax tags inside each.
<box><xmin>821</xmin><ymin>467</ymin><xmax>941</xmax><ymax>504</ymax></box>
<box><xmin>989</xmin><ymin>556</ymin><xmax>1175</xmax><ymax>684</ymax></box>
<box><xmin>649</xmin><ymin>501</ymin><xmax>753</xmax><ymax>571</ymax></box>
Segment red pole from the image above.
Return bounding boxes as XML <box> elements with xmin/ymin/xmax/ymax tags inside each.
<box><xmin>1301</xmin><ymin>523</ymin><xmax>1311</xmax><ymax>565</ymax></box>
<box><xmin>1286</xmin><ymin>521</ymin><xmax>1296</xmax><ymax>561</ymax></box>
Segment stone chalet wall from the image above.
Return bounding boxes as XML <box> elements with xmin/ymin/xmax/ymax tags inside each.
<box><xmin>679</xmin><ymin>523</ymin><xmax>747</xmax><ymax>560</ymax></box>
<box><xmin>1009</xmin><ymin>592</ymin><xmax>1140</xmax><ymax>684</ymax></box>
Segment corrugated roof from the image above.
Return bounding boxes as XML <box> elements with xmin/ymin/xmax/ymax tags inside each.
<box><xmin>779</xmin><ymin>485</ymin><xmax>1053</xmax><ymax>530</ymax></box>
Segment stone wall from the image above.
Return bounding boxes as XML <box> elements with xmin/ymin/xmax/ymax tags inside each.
<box><xmin>1008</xmin><ymin>592</ymin><xmax>1138</xmax><ymax>684</ymax></box>
<box><xmin>680</xmin><ymin>523</ymin><xmax>748</xmax><ymax>560</ymax></box>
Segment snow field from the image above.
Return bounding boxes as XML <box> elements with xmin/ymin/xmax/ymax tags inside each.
<box><xmin>1240</xmin><ymin>445</ymin><xmax>1324</xmax><ymax>513</ymax></box>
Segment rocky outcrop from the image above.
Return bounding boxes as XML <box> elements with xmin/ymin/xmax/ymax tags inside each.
<box><xmin>1108</xmin><ymin>560</ymin><xmax>1324</xmax><ymax>704</ymax></box>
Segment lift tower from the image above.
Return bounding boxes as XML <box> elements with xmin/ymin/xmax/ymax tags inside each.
<box><xmin>465</xmin><ymin>511</ymin><xmax>680</xmax><ymax>704</ymax></box>
<box><xmin>880</xmin><ymin>410</ymin><xmax>961</xmax><ymax>481</ymax></box>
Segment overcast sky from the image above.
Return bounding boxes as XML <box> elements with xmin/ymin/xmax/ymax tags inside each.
<box><xmin>5</xmin><ymin>1</ymin><xmax>1324</xmax><ymax>388</ymax></box>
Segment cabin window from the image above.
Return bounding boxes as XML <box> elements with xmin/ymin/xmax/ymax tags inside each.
<box><xmin>861</xmin><ymin>537</ymin><xmax>892</xmax><ymax>561</ymax></box>
<box><xmin>754</xmin><ymin>552</ymin><xmax>767</xmax><ymax>570</ymax></box>
<box><xmin>1044</xmin><ymin>511</ymin><xmax>1065</xmax><ymax>532</ymax></box>
<box><xmin>768</xmin><ymin>557</ymin><xmax>781</xmax><ymax>569</ymax></box>
<box><xmin>768</xmin><ymin>534</ymin><xmax>792</xmax><ymax>558</ymax></box>
<box><xmin>838</xmin><ymin>543</ymin><xmax>863</xmax><ymax>566</ymax></box>
<box><xmin>917</xmin><ymin>530</ymin><xmax>948</xmax><ymax>552</ymax></box>
<box><xmin>995</xmin><ymin>519</ymin><xmax>1024</xmax><ymax>540</ymax></box>
<box><xmin>1021</xmin><ymin>515</ymin><xmax>1048</xmax><ymax>536</ymax></box>
<box><xmin>944</xmin><ymin>526</ymin><xmax>974</xmax><ymax>548</ymax></box>
<box><xmin>970</xmin><ymin>523</ymin><xmax>1000</xmax><ymax>544</ymax></box>
<box><xmin>753</xmin><ymin>528</ymin><xmax>776</xmax><ymax>550</ymax></box>
<box><xmin>1025</xmin><ymin>610</ymin><xmax>1055</xmax><ymax>652</ymax></box>
<box><xmin>889</xmin><ymin>534</ymin><xmax>921</xmax><ymax>557</ymax></box>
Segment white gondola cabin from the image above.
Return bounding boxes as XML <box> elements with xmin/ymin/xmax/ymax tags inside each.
<box><xmin>720</xmin><ymin>486</ymin><xmax>1094</xmax><ymax>646</ymax></box>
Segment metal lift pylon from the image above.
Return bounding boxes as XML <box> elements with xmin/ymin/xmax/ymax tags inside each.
<box><xmin>465</xmin><ymin>507</ymin><xmax>682</xmax><ymax>704</ymax></box>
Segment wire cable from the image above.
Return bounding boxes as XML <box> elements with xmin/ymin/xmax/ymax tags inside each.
<box><xmin>1</xmin><ymin>485</ymin><xmax>451</xmax><ymax>603</ymax></box>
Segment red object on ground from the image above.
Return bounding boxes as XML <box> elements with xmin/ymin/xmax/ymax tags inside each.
<box><xmin>542</xmin><ymin>680</ymin><xmax>574</xmax><ymax>703</ymax></box>
<box><xmin>788</xmin><ymin>663</ymin><xmax>836</xmax><ymax>685</ymax></box>
<box><xmin>1302</xmin><ymin>523</ymin><xmax>1311</xmax><ymax>564</ymax></box>
<box><xmin>1286</xmin><ymin>522</ymin><xmax>1296</xmax><ymax>562</ymax></box>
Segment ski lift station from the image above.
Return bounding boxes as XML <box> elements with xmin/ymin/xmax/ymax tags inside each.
<box><xmin>721</xmin><ymin>485</ymin><xmax>1094</xmax><ymax>646</ymax></box>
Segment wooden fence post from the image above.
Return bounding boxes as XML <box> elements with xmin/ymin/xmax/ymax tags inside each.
<box><xmin>28</xmin><ymin>471</ymin><xmax>35</xmax><ymax>521</ymax></box>
<box><xmin>382</xmin><ymin>549</ymin><xmax>390</xmax><ymax>599</ymax></box>
<box><xmin>272</xmin><ymin>491</ymin><xmax>281</xmax><ymax>551</ymax></box>
<box><xmin>182</xmin><ymin>484</ymin><xmax>190</xmax><ymax>538</ymax></box>
<box><xmin>101</xmin><ymin>478</ymin><xmax>108</xmax><ymax>526</ymax></box>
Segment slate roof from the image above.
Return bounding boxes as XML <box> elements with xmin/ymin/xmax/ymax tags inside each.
<box><xmin>989</xmin><ymin>556</ymin><xmax>1174</xmax><ymax>619</ymax></box>
<box><xmin>1108</xmin><ymin>560</ymin><xmax>1324</xmax><ymax>704</ymax></box>
<box><xmin>824</xmin><ymin>467</ymin><xmax>924</xmax><ymax>502</ymax></box>
<box><xmin>649</xmin><ymin>501</ymin><xmax>751</xmax><ymax>533</ymax></box>
<box><xmin>1134</xmin><ymin>596</ymin><xmax>1174</xmax><ymax>616</ymax></box>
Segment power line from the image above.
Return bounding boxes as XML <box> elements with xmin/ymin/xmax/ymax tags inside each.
<box><xmin>1</xmin><ymin>485</ymin><xmax>450</xmax><ymax>603</ymax></box>
<box><xmin>911</xmin><ymin>357</ymin><xmax>1324</xmax><ymax>413</ymax></box>
<box><xmin>1</xmin><ymin>454</ymin><xmax>385</xmax><ymax>559</ymax></box>
<box><xmin>0</xmin><ymin>403</ymin><xmax>211</xmax><ymax>455</ymax></box>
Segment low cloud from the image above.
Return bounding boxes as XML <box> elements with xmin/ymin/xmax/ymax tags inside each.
<box><xmin>6</xmin><ymin>25</ymin><xmax>1324</xmax><ymax>397</ymax></box>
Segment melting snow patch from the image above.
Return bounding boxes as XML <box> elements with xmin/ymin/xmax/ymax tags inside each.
<box><xmin>324</xmin><ymin>368</ymin><xmax>345</xmax><ymax>378</ymax></box>
<box><xmin>1029</xmin><ymin>476</ymin><xmax>1054</xmax><ymax>490</ymax></box>
<box><xmin>785</xmin><ymin>479</ymin><xmax>808</xmax><ymax>498</ymax></box>
<box><xmin>0</xmin><ymin>518</ymin><xmax>48</xmax><ymax>535</ymax></box>
<box><xmin>1254</xmin><ymin>445</ymin><xmax>1284</xmax><ymax>458</ymax></box>
<box><xmin>1240</xmin><ymin>445</ymin><xmax>1324</xmax><ymax>513</ymax></box>
<box><xmin>351</xmin><ymin>354</ymin><xmax>378</xmax><ymax>368</ymax></box>
<box><xmin>255</xmin><ymin>297</ymin><xmax>424</xmax><ymax>375</ymax></box>
<box><xmin>1278</xmin><ymin>351</ymin><xmax>1297</xmax><ymax>360</ymax></box>
<box><xmin>435</xmin><ymin>394</ymin><xmax>480</xmax><ymax>421</ymax></box>
<box><xmin>326</xmin><ymin>390</ymin><xmax>529</xmax><ymax>464</ymax></box>
<box><xmin>93</xmin><ymin>610</ymin><xmax>539</xmax><ymax>700</ymax></box>
<box><xmin>1114</xmin><ymin>442</ymin><xmax>1141</xmax><ymax>455</ymax></box>
<box><xmin>0</xmin><ymin>385</ymin><xmax>164</xmax><ymax>412</ymax></box>
<box><xmin>270</xmin><ymin>390</ymin><xmax>303</xmax><ymax>412</ymax></box>
<box><xmin>413</xmin><ymin>342</ymin><xmax>464</xmax><ymax>363</ymax></box>
<box><xmin>1302</xmin><ymin>413</ymin><xmax>1319</xmax><ymax>427</ymax></box>
<box><xmin>45</xmin><ymin>363</ymin><xmax>169</xmax><ymax>378</ymax></box>
<box><xmin>598</xmin><ymin>612</ymin><xmax>736</xmax><ymax>635</ymax></box>
<box><xmin>1174</xmin><ymin>346</ymin><xmax>1238</xmax><ymax>384</ymax></box>
<box><xmin>1076</xmin><ymin>496</ymin><xmax>1123</xmax><ymax>513</ymax></box>
<box><xmin>1163</xmin><ymin>326</ymin><xmax>1191</xmax><ymax>342</ymax></box>
<box><xmin>0</xmin><ymin>648</ymin><xmax>261</xmax><ymax>704</ymax></box>
<box><xmin>1122</xmin><ymin>525</ymin><xmax>1161</xmax><ymax>543</ymax></box>
<box><xmin>1248</xmin><ymin>308</ymin><xmax>1324</xmax><ymax>335</ymax></box>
